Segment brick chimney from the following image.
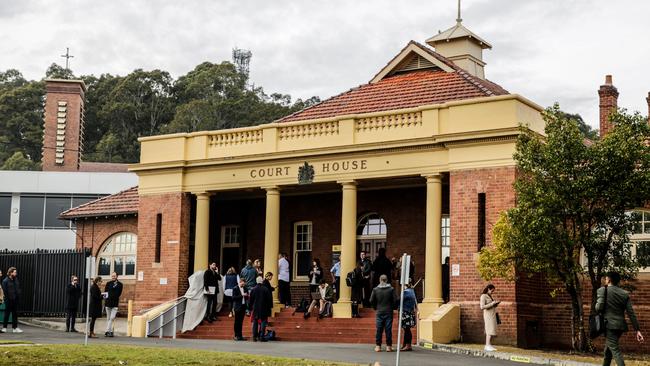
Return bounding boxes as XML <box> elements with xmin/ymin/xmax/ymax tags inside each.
<box><xmin>41</xmin><ymin>79</ymin><xmax>86</xmax><ymax>171</ymax></box>
<box><xmin>598</xmin><ymin>75</ymin><xmax>618</xmax><ymax>138</ymax></box>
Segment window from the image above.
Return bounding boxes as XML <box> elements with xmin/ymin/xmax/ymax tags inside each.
<box><xmin>357</xmin><ymin>213</ymin><xmax>387</xmax><ymax>237</ymax></box>
<box><xmin>222</xmin><ymin>226</ymin><xmax>241</xmax><ymax>246</ymax></box>
<box><xmin>442</xmin><ymin>215</ymin><xmax>450</xmax><ymax>263</ymax></box>
<box><xmin>478</xmin><ymin>193</ymin><xmax>486</xmax><ymax>250</ymax></box>
<box><xmin>154</xmin><ymin>214</ymin><xmax>162</xmax><ymax>263</ymax></box>
<box><xmin>19</xmin><ymin>195</ymin><xmax>45</xmax><ymax>228</ymax></box>
<box><xmin>0</xmin><ymin>194</ymin><xmax>11</xmax><ymax>228</ymax></box>
<box><xmin>44</xmin><ymin>195</ymin><xmax>72</xmax><ymax>229</ymax></box>
<box><xmin>293</xmin><ymin>222</ymin><xmax>312</xmax><ymax>281</ymax></box>
<box><xmin>631</xmin><ymin>211</ymin><xmax>650</xmax><ymax>234</ymax></box>
<box><xmin>97</xmin><ymin>232</ymin><xmax>137</xmax><ymax>278</ymax></box>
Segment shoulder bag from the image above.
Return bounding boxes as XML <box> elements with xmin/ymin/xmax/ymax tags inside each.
<box><xmin>589</xmin><ymin>286</ymin><xmax>607</xmax><ymax>339</ymax></box>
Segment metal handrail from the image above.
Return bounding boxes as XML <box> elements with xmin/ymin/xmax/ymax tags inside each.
<box><xmin>145</xmin><ymin>297</ymin><xmax>187</xmax><ymax>339</ymax></box>
<box><xmin>138</xmin><ymin>296</ymin><xmax>184</xmax><ymax>315</ymax></box>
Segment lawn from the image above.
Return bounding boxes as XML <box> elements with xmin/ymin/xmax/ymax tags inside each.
<box><xmin>0</xmin><ymin>344</ymin><xmax>357</xmax><ymax>366</ymax></box>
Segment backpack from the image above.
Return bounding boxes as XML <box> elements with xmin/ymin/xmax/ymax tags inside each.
<box><xmin>296</xmin><ymin>297</ymin><xmax>309</xmax><ymax>313</ymax></box>
<box><xmin>345</xmin><ymin>270</ymin><xmax>357</xmax><ymax>287</ymax></box>
<box><xmin>263</xmin><ymin>329</ymin><xmax>276</xmax><ymax>341</ymax></box>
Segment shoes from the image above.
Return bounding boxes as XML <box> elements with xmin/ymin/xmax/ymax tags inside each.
<box><xmin>0</xmin><ymin>328</ymin><xmax>6</xmax><ymax>333</ymax></box>
<box><xmin>374</xmin><ymin>346</ymin><xmax>381</xmax><ymax>352</ymax></box>
<box><xmin>484</xmin><ymin>345</ymin><xmax>496</xmax><ymax>352</ymax></box>
<box><xmin>70</xmin><ymin>329</ymin><xmax>78</xmax><ymax>333</ymax></box>
<box><xmin>13</xmin><ymin>328</ymin><xmax>23</xmax><ymax>333</ymax></box>
<box><xmin>90</xmin><ymin>332</ymin><xmax>97</xmax><ymax>338</ymax></box>
<box><xmin>386</xmin><ymin>346</ymin><xmax>393</xmax><ymax>352</ymax></box>
<box><xmin>400</xmin><ymin>345</ymin><xmax>412</xmax><ymax>351</ymax></box>
<box><xmin>303</xmin><ymin>312</ymin><xmax>310</xmax><ymax>319</ymax></box>
<box><xmin>253</xmin><ymin>337</ymin><xmax>258</xmax><ymax>342</ymax></box>
<box><xmin>233</xmin><ymin>336</ymin><xmax>245</xmax><ymax>341</ymax></box>
<box><xmin>105</xmin><ymin>332</ymin><xmax>114</xmax><ymax>337</ymax></box>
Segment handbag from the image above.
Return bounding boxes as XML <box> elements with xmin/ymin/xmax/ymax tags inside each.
<box><xmin>589</xmin><ymin>286</ymin><xmax>607</xmax><ymax>339</ymax></box>
<box><xmin>495</xmin><ymin>312</ymin><xmax>502</xmax><ymax>325</ymax></box>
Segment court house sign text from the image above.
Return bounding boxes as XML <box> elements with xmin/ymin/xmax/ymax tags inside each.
<box><xmin>249</xmin><ymin>159</ymin><xmax>368</xmax><ymax>179</ymax></box>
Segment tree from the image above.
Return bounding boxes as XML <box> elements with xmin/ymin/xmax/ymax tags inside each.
<box><xmin>0</xmin><ymin>80</ymin><xmax>45</xmax><ymax>166</ymax></box>
<box><xmin>1</xmin><ymin>151</ymin><xmax>39</xmax><ymax>170</ymax></box>
<box><xmin>478</xmin><ymin>104</ymin><xmax>650</xmax><ymax>352</ymax></box>
<box><xmin>45</xmin><ymin>63</ymin><xmax>75</xmax><ymax>79</ymax></box>
<box><xmin>558</xmin><ymin>111</ymin><xmax>599</xmax><ymax>140</ymax></box>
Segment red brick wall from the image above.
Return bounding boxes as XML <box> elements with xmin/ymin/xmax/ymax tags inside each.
<box><xmin>74</xmin><ymin>216</ymin><xmax>138</xmax><ymax>311</ymax></box>
<box><xmin>42</xmin><ymin>80</ymin><xmax>85</xmax><ymax>172</ymax></box>
<box><xmin>133</xmin><ymin>192</ymin><xmax>191</xmax><ymax>312</ymax></box>
<box><xmin>449</xmin><ymin>166</ymin><xmax>518</xmax><ymax>345</ymax></box>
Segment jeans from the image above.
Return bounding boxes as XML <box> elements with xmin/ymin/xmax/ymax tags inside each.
<box><xmin>252</xmin><ymin>317</ymin><xmax>267</xmax><ymax>340</ymax></box>
<box><xmin>603</xmin><ymin>329</ymin><xmax>625</xmax><ymax>366</ymax></box>
<box><xmin>65</xmin><ymin>309</ymin><xmax>77</xmax><ymax>331</ymax></box>
<box><xmin>105</xmin><ymin>307</ymin><xmax>118</xmax><ymax>333</ymax></box>
<box><xmin>375</xmin><ymin>312</ymin><xmax>393</xmax><ymax>346</ymax></box>
<box><xmin>3</xmin><ymin>300</ymin><xmax>18</xmax><ymax>329</ymax></box>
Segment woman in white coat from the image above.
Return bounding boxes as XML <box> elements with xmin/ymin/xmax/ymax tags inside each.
<box><xmin>480</xmin><ymin>284</ymin><xmax>500</xmax><ymax>352</ymax></box>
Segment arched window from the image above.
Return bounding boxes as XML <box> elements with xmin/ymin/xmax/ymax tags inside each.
<box><xmin>97</xmin><ymin>232</ymin><xmax>137</xmax><ymax>278</ymax></box>
<box><xmin>357</xmin><ymin>213</ymin><xmax>387</xmax><ymax>237</ymax></box>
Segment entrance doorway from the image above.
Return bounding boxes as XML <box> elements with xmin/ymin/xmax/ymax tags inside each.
<box><xmin>220</xmin><ymin>225</ymin><xmax>241</xmax><ymax>272</ymax></box>
<box><xmin>356</xmin><ymin>213</ymin><xmax>388</xmax><ymax>261</ymax></box>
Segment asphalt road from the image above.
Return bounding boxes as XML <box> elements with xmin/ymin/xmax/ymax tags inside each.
<box><xmin>1</xmin><ymin>324</ymin><xmax>521</xmax><ymax>366</ymax></box>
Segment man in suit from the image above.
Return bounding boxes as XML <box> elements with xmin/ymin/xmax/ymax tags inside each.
<box><xmin>203</xmin><ymin>262</ymin><xmax>221</xmax><ymax>322</ymax></box>
<box><xmin>249</xmin><ymin>276</ymin><xmax>272</xmax><ymax>342</ymax></box>
<box><xmin>596</xmin><ymin>271</ymin><xmax>644</xmax><ymax>366</ymax></box>
<box><xmin>65</xmin><ymin>275</ymin><xmax>82</xmax><ymax>332</ymax></box>
<box><xmin>231</xmin><ymin>278</ymin><xmax>248</xmax><ymax>341</ymax></box>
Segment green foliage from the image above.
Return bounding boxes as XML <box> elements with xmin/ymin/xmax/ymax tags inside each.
<box><xmin>477</xmin><ymin>104</ymin><xmax>650</xmax><ymax>351</ymax></box>
<box><xmin>1</xmin><ymin>151</ymin><xmax>39</xmax><ymax>170</ymax></box>
<box><xmin>0</xmin><ymin>57</ymin><xmax>320</xmax><ymax>167</ymax></box>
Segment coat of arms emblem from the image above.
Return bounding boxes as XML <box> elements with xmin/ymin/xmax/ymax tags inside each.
<box><xmin>298</xmin><ymin>162</ymin><xmax>315</xmax><ymax>185</ymax></box>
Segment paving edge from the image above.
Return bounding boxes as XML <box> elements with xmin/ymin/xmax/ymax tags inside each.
<box><xmin>19</xmin><ymin>319</ymin><xmax>127</xmax><ymax>337</ymax></box>
<box><xmin>418</xmin><ymin>342</ymin><xmax>599</xmax><ymax>366</ymax></box>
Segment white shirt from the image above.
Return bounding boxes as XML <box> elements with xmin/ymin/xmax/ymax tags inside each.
<box><xmin>278</xmin><ymin>257</ymin><xmax>290</xmax><ymax>282</ymax></box>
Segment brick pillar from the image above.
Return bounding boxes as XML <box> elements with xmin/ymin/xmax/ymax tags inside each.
<box><xmin>598</xmin><ymin>75</ymin><xmax>618</xmax><ymax>138</ymax></box>
<box><xmin>42</xmin><ymin>79</ymin><xmax>85</xmax><ymax>171</ymax></box>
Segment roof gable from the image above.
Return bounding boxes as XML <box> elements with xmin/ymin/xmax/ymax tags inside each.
<box><xmin>60</xmin><ymin>186</ymin><xmax>139</xmax><ymax>219</ymax></box>
<box><xmin>370</xmin><ymin>42</ymin><xmax>454</xmax><ymax>83</ymax></box>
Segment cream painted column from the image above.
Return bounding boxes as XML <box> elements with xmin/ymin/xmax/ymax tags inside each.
<box><xmin>263</xmin><ymin>187</ymin><xmax>281</xmax><ymax>307</ymax></box>
<box><xmin>333</xmin><ymin>180</ymin><xmax>357</xmax><ymax>318</ymax></box>
<box><xmin>193</xmin><ymin>192</ymin><xmax>211</xmax><ymax>273</ymax></box>
<box><xmin>420</xmin><ymin>174</ymin><xmax>443</xmax><ymax>318</ymax></box>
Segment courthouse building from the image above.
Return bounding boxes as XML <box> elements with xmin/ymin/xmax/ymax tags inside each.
<box><xmin>60</xmin><ymin>19</ymin><xmax>649</xmax><ymax>349</ymax></box>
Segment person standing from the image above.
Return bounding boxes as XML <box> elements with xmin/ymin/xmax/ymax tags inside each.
<box><xmin>65</xmin><ymin>275</ymin><xmax>82</xmax><ymax>332</ymax></box>
<box><xmin>480</xmin><ymin>284</ymin><xmax>500</xmax><ymax>351</ymax></box>
<box><xmin>1</xmin><ymin>267</ymin><xmax>22</xmax><ymax>333</ymax></box>
<box><xmin>371</xmin><ymin>248</ymin><xmax>393</xmax><ymax>287</ymax></box>
<box><xmin>104</xmin><ymin>272</ymin><xmax>123</xmax><ymax>337</ymax></box>
<box><xmin>349</xmin><ymin>261</ymin><xmax>364</xmax><ymax>318</ymax></box>
<box><xmin>240</xmin><ymin>259</ymin><xmax>257</xmax><ymax>290</ymax></box>
<box><xmin>330</xmin><ymin>259</ymin><xmax>341</xmax><ymax>303</ymax></box>
<box><xmin>277</xmin><ymin>253</ymin><xmax>291</xmax><ymax>307</ymax></box>
<box><xmin>249</xmin><ymin>276</ymin><xmax>272</xmax><ymax>342</ymax></box>
<box><xmin>400</xmin><ymin>283</ymin><xmax>418</xmax><ymax>351</ymax></box>
<box><xmin>223</xmin><ymin>267</ymin><xmax>239</xmax><ymax>317</ymax></box>
<box><xmin>360</xmin><ymin>252</ymin><xmax>373</xmax><ymax>307</ymax></box>
<box><xmin>370</xmin><ymin>274</ymin><xmax>396</xmax><ymax>352</ymax></box>
<box><xmin>596</xmin><ymin>271</ymin><xmax>644</xmax><ymax>366</ymax></box>
<box><xmin>88</xmin><ymin>277</ymin><xmax>103</xmax><ymax>338</ymax></box>
<box><xmin>253</xmin><ymin>259</ymin><xmax>263</xmax><ymax>277</ymax></box>
<box><xmin>308</xmin><ymin>259</ymin><xmax>323</xmax><ymax>296</ymax></box>
<box><xmin>203</xmin><ymin>262</ymin><xmax>221</xmax><ymax>322</ymax></box>
<box><xmin>232</xmin><ymin>278</ymin><xmax>248</xmax><ymax>341</ymax></box>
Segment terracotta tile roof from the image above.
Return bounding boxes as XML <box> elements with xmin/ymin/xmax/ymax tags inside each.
<box><xmin>79</xmin><ymin>162</ymin><xmax>130</xmax><ymax>173</ymax></box>
<box><xmin>277</xmin><ymin>41</ymin><xmax>508</xmax><ymax>123</ymax></box>
<box><xmin>60</xmin><ymin>186</ymin><xmax>139</xmax><ymax>219</ymax></box>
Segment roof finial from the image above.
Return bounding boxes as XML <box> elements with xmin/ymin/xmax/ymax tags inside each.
<box><xmin>456</xmin><ymin>0</ymin><xmax>462</xmax><ymax>24</ymax></box>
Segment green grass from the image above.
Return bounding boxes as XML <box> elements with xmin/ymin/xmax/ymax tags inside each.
<box><xmin>0</xmin><ymin>340</ymin><xmax>33</xmax><ymax>345</ymax></box>
<box><xmin>0</xmin><ymin>344</ymin><xmax>356</xmax><ymax>366</ymax></box>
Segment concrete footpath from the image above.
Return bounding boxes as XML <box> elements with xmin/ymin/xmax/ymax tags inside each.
<box><xmin>3</xmin><ymin>324</ymin><xmax>519</xmax><ymax>366</ymax></box>
<box><xmin>21</xmin><ymin>317</ymin><xmax>128</xmax><ymax>336</ymax></box>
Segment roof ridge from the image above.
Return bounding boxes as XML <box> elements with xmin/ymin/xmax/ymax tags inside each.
<box><xmin>60</xmin><ymin>186</ymin><xmax>138</xmax><ymax>217</ymax></box>
<box><xmin>275</xmin><ymin>85</ymin><xmax>364</xmax><ymax>123</ymax></box>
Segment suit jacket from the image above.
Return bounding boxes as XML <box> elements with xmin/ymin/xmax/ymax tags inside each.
<box><xmin>232</xmin><ymin>285</ymin><xmax>248</xmax><ymax>312</ymax></box>
<box><xmin>89</xmin><ymin>283</ymin><xmax>103</xmax><ymax>318</ymax></box>
<box><xmin>596</xmin><ymin>285</ymin><xmax>640</xmax><ymax>332</ymax></box>
<box><xmin>65</xmin><ymin>283</ymin><xmax>82</xmax><ymax>310</ymax></box>
<box><xmin>249</xmin><ymin>284</ymin><xmax>273</xmax><ymax>319</ymax></box>
<box><xmin>203</xmin><ymin>269</ymin><xmax>221</xmax><ymax>294</ymax></box>
<box><xmin>104</xmin><ymin>280</ymin><xmax>123</xmax><ymax>308</ymax></box>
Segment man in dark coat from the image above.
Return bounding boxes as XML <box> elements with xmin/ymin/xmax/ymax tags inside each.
<box><xmin>88</xmin><ymin>277</ymin><xmax>103</xmax><ymax>338</ymax></box>
<box><xmin>360</xmin><ymin>251</ymin><xmax>373</xmax><ymax>307</ymax></box>
<box><xmin>231</xmin><ymin>278</ymin><xmax>248</xmax><ymax>341</ymax></box>
<box><xmin>65</xmin><ymin>275</ymin><xmax>82</xmax><ymax>332</ymax></box>
<box><xmin>203</xmin><ymin>262</ymin><xmax>221</xmax><ymax>322</ymax></box>
<box><xmin>370</xmin><ymin>274</ymin><xmax>397</xmax><ymax>352</ymax></box>
<box><xmin>371</xmin><ymin>248</ymin><xmax>393</xmax><ymax>287</ymax></box>
<box><xmin>240</xmin><ymin>259</ymin><xmax>257</xmax><ymax>289</ymax></box>
<box><xmin>104</xmin><ymin>272</ymin><xmax>123</xmax><ymax>337</ymax></box>
<box><xmin>249</xmin><ymin>276</ymin><xmax>272</xmax><ymax>342</ymax></box>
<box><xmin>1</xmin><ymin>267</ymin><xmax>22</xmax><ymax>333</ymax></box>
<box><xmin>596</xmin><ymin>271</ymin><xmax>644</xmax><ymax>366</ymax></box>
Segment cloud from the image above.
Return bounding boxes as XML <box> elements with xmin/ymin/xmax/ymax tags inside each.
<box><xmin>0</xmin><ymin>0</ymin><xmax>648</xmax><ymax>128</ymax></box>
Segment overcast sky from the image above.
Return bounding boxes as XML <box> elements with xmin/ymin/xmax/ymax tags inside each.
<box><xmin>1</xmin><ymin>0</ymin><xmax>649</xmax><ymax>128</ymax></box>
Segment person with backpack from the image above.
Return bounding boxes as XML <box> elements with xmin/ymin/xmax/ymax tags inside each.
<box><xmin>223</xmin><ymin>267</ymin><xmax>239</xmax><ymax>317</ymax></box>
<box><xmin>346</xmin><ymin>261</ymin><xmax>364</xmax><ymax>318</ymax></box>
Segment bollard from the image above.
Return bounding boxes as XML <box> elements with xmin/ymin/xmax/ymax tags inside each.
<box><xmin>127</xmin><ymin>300</ymin><xmax>133</xmax><ymax>337</ymax></box>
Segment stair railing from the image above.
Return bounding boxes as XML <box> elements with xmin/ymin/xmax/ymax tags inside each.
<box><xmin>145</xmin><ymin>297</ymin><xmax>187</xmax><ymax>339</ymax></box>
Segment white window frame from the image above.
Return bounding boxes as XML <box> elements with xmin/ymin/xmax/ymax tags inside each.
<box><xmin>220</xmin><ymin>225</ymin><xmax>241</xmax><ymax>271</ymax></box>
<box><xmin>442</xmin><ymin>214</ymin><xmax>450</xmax><ymax>264</ymax></box>
<box><xmin>293</xmin><ymin>221</ymin><xmax>313</xmax><ymax>281</ymax></box>
<box><xmin>630</xmin><ymin>210</ymin><xmax>650</xmax><ymax>273</ymax></box>
<box><xmin>97</xmin><ymin>232</ymin><xmax>137</xmax><ymax>279</ymax></box>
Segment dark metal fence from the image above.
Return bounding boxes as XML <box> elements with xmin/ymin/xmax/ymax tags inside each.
<box><xmin>0</xmin><ymin>248</ymin><xmax>90</xmax><ymax>317</ymax></box>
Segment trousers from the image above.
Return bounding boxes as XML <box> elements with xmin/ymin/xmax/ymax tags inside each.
<box><xmin>105</xmin><ymin>307</ymin><xmax>118</xmax><ymax>333</ymax></box>
<box><xmin>375</xmin><ymin>312</ymin><xmax>393</xmax><ymax>346</ymax></box>
<box><xmin>603</xmin><ymin>329</ymin><xmax>625</xmax><ymax>366</ymax></box>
